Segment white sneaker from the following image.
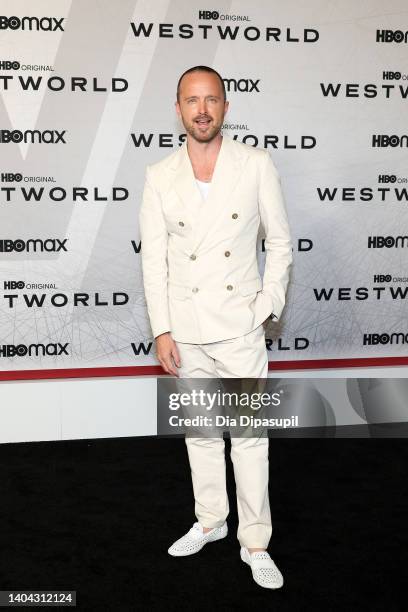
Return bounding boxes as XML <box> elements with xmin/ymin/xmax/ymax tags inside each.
<box><xmin>240</xmin><ymin>546</ymin><xmax>284</xmax><ymax>589</ymax></box>
<box><xmin>168</xmin><ymin>521</ymin><xmax>228</xmax><ymax>557</ymax></box>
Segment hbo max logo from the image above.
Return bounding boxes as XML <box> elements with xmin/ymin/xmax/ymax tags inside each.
<box><xmin>0</xmin><ymin>129</ymin><xmax>66</xmax><ymax>144</ymax></box>
<box><xmin>376</xmin><ymin>29</ymin><xmax>408</xmax><ymax>43</ymax></box>
<box><xmin>368</xmin><ymin>236</ymin><xmax>408</xmax><ymax>248</ymax></box>
<box><xmin>0</xmin><ymin>16</ymin><xmax>64</xmax><ymax>31</ymax></box>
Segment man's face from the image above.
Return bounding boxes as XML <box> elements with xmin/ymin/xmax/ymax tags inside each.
<box><xmin>175</xmin><ymin>71</ymin><xmax>229</xmax><ymax>143</ymax></box>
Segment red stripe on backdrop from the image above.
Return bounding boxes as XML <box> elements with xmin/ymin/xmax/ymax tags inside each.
<box><xmin>0</xmin><ymin>356</ymin><xmax>407</xmax><ymax>381</ymax></box>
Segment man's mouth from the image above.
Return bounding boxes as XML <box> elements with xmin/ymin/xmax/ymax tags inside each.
<box><xmin>195</xmin><ymin>117</ymin><xmax>211</xmax><ymax>126</ymax></box>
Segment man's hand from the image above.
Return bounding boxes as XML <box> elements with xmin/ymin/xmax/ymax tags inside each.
<box><xmin>155</xmin><ymin>332</ymin><xmax>181</xmax><ymax>377</ymax></box>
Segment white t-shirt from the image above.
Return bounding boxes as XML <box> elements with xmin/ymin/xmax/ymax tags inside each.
<box><xmin>196</xmin><ymin>178</ymin><xmax>211</xmax><ymax>201</ymax></box>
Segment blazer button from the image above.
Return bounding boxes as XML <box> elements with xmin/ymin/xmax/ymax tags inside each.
<box><xmin>224</xmin><ymin>251</ymin><xmax>230</xmax><ymax>257</ymax></box>
<box><xmin>232</xmin><ymin>213</ymin><xmax>238</xmax><ymax>219</ymax></box>
<box><xmin>178</xmin><ymin>221</ymin><xmax>184</xmax><ymax>226</ymax></box>
<box><xmin>226</xmin><ymin>284</ymin><xmax>233</xmax><ymax>291</ymax></box>
<box><xmin>192</xmin><ymin>287</ymin><xmax>199</xmax><ymax>293</ymax></box>
<box><xmin>190</xmin><ymin>254</ymin><xmax>197</xmax><ymax>260</ymax></box>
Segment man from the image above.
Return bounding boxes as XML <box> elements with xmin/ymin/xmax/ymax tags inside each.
<box><xmin>139</xmin><ymin>66</ymin><xmax>293</xmax><ymax>590</ymax></box>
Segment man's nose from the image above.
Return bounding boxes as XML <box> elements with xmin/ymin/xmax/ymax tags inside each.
<box><xmin>197</xmin><ymin>99</ymin><xmax>208</xmax><ymax>114</ymax></box>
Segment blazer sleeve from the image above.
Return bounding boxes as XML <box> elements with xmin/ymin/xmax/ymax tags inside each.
<box><xmin>258</xmin><ymin>151</ymin><xmax>293</xmax><ymax>322</ymax></box>
<box><xmin>139</xmin><ymin>165</ymin><xmax>171</xmax><ymax>339</ymax></box>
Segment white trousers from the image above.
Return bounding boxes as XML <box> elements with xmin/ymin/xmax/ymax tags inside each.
<box><xmin>175</xmin><ymin>323</ymin><xmax>272</xmax><ymax>548</ymax></box>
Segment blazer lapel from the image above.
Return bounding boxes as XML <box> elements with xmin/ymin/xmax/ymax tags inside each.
<box><xmin>169</xmin><ymin>133</ymin><xmax>249</xmax><ymax>252</ymax></box>
<box><xmin>169</xmin><ymin>140</ymin><xmax>202</xmax><ymax>232</ymax></box>
<box><xmin>191</xmin><ymin>134</ymin><xmax>248</xmax><ymax>252</ymax></box>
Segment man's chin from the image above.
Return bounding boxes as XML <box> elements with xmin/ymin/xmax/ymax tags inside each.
<box><xmin>188</xmin><ymin>127</ymin><xmax>221</xmax><ymax>143</ymax></box>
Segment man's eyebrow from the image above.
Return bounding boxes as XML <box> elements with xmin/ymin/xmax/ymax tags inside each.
<box><xmin>184</xmin><ymin>94</ymin><xmax>221</xmax><ymax>100</ymax></box>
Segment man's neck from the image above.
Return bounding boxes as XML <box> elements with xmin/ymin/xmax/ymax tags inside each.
<box><xmin>186</xmin><ymin>133</ymin><xmax>223</xmax><ymax>162</ymax></box>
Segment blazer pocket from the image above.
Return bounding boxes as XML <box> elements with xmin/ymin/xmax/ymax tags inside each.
<box><xmin>168</xmin><ymin>283</ymin><xmax>189</xmax><ymax>301</ymax></box>
<box><xmin>238</xmin><ymin>278</ymin><xmax>262</xmax><ymax>296</ymax></box>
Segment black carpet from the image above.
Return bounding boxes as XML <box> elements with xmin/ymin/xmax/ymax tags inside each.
<box><xmin>0</xmin><ymin>436</ymin><xmax>407</xmax><ymax>611</ymax></box>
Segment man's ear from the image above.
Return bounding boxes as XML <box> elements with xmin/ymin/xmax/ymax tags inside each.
<box><xmin>175</xmin><ymin>100</ymin><xmax>180</xmax><ymax>117</ymax></box>
<box><xmin>224</xmin><ymin>100</ymin><xmax>229</xmax><ymax>115</ymax></box>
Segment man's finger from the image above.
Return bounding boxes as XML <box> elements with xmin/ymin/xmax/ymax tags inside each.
<box><xmin>172</xmin><ymin>344</ymin><xmax>181</xmax><ymax>368</ymax></box>
<box><xmin>161</xmin><ymin>356</ymin><xmax>179</xmax><ymax>377</ymax></box>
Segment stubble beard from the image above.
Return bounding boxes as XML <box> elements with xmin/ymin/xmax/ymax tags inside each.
<box><xmin>184</xmin><ymin>117</ymin><xmax>224</xmax><ymax>144</ymax></box>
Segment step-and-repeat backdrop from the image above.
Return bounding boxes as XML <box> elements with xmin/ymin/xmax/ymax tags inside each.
<box><xmin>0</xmin><ymin>0</ymin><xmax>407</xmax><ymax>378</ymax></box>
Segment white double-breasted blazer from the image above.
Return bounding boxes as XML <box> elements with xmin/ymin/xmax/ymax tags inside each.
<box><xmin>139</xmin><ymin>133</ymin><xmax>293</xmax><ymax>344</ymax></box>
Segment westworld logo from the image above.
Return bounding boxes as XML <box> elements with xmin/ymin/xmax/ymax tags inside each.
<box><xmin>0</xmin><ymin>75</ymin><xmax>128</xmax><ymax>92</ymax></box>
<box><xmin>130</xmin><ymin>22</ymin><xmax>319</xmax><ymax>42</ymax></box>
